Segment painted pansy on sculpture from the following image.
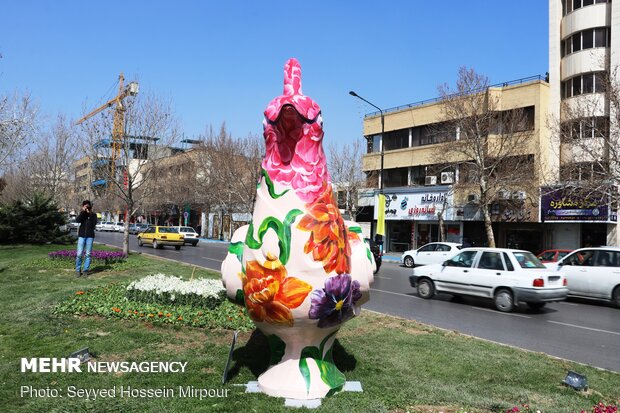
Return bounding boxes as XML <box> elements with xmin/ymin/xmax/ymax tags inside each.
<box><xmin>243</xmin><ymin>255</ymin><xmax>312</xmax><ymax>326</ymax></box>
<box><xmin>309</xmin><ymin>273</ymin><xmax>362</xmax><ymax>328</ymax></box>
<box><xmin>297</xmin><ymin>185</ymin><xmax>351</xmax><ymax>274</ymax></box>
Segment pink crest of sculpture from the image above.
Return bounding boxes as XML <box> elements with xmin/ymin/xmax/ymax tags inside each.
<box><xmin>262</xmin><ymin>58</ymin><xmax>329</xmax><ymax>204</ymax></box>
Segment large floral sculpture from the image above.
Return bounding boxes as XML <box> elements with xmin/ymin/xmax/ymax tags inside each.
<box><xmin>222</xmin><ymin>58</ymin><xmax>375</xmax><ymax>400</ymax></box>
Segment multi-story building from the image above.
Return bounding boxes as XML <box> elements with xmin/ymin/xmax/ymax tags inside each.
<box><xmin>548</xmin><ymin>0</ymin><xmax>618</xmax><ymax>248</ymax></box>
<box><xmin>360</xmin><ymin>78</ymin><xmax>552</xmax><ymax>253</ymax></box>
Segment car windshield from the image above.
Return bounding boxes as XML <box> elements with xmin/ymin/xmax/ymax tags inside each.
<box><xmin>445</xmin><ymin>250</ymin><xmax>477</xmax><ymax>268</ymax></box>
<box><xmin>180</xmin><ymin>227</ymin><xmax>194</xmax><ymax>232</ymax></box>
<box><xmin>538</xmin><ymin>251</ymin><xmax>556</xmax><ymax>261</ymax></box>
<box><xmin>159</xmin><ymin>227</ymin><xmax>179</xmax><ymax>233</ymax></box>
<box><xmin>513</xmin><ymin>252</ymin><xmax>546</xmax><ymax>269</ymax></box>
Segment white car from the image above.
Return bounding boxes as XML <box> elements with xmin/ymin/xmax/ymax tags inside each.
<box><xmin>402</xmin><ymin>242</ymin><xmax>463</xmax><ymax>267</ymax></box>
<box><xmin>97</xmin><ymin>221</ymin><xmax>116</xmax><ymax>231</ymax></box>
<box><xmin>545</xmin><ymin>247</ymin><xmax>620</xmax><ymax>308</ymax></box>
<box><xmin>176</xmin><ymin>226</ymin><xmax>199</xmax><ymax>246</ymax></box>
<box><xmin>409</xmin><ymin>247</ymin><xmax>568</xmax><ymax>312</ymax></box>
<box><xmin>113</xmin><ymin>222</ymin><xmax>125</xmax><ymax>232</ymax></box>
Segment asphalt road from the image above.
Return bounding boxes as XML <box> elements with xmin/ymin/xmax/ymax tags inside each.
<box><xmin>95</xmin><ymin>231</ymin><xmax>620</xmax><ymax>372</ymax></box>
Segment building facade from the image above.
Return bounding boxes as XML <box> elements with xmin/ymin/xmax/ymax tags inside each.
<box><xmin>548</xmin><ymin>0</ymin><xmax>618</xmax><ymax>247</ymax></box>
<box><xmin>360</xmin><ymin>79</ymin><xmax>552</xmax><ymax>253</ymax></box>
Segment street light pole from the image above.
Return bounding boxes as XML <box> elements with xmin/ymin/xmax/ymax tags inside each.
<box><xmin>349</xmin><ymin>91</ymin><xmax>385</xmax><ymax>253</ymax></box>
<box><xmin>349</xmin><ymin>91</ymin><xmax>384</xmax><ymax>193</ymax></box>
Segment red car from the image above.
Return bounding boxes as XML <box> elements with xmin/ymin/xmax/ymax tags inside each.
<box><xmin>537</xmin><ymin>249</ymin><xmax>572</xmax><ymax>263</ymax></box>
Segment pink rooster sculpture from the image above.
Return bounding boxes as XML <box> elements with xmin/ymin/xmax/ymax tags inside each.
<box><xmin>222</xmin><ymin>58</ymin><xmax>375</xmax><ymax>400</ymax></box>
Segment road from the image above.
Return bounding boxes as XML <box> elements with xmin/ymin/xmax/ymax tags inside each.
<box><xmin>96</xmin><ymin>231</ymin><xmax>620</xmax><ymax>372</ymax></box>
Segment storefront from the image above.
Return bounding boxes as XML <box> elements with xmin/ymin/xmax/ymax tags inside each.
<box><xmin>540</xmin><ymin>187</ymin><xmax>617</xmax><ymax>249</ymax></box>
<box><xmin>374</xmin><ymin>188</ymin><xmax>462</xmax><ymax>252</ymax></box>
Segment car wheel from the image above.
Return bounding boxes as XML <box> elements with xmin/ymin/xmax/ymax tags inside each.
<box><xmin>153</xmin><ymin>240</ymin><xmax>159</xmax><ymax>249</ymax></box>
<box><xmin>494</xmin><ymin>289</ymin><xmax>515</xmax><ymax>312</ymax></box>
<box><xmin>417</xmin><ymin>278</ymin><xmax>435</xmax><ymax>299</ymax></box>
<box><xmin>526</xmin><ymin>302</ymin><xmax>546</xmax><ymax>310</ymax></box>
<box><xmin>175</xmin><ymin>245</ymin><xmax>181</xmax><ymax>250</ymax></box>
<box><xmin>138</xmin><ymin>238</ymin><xmax>143</xmax><ymax>247</ymax></box>
<box><xmin>612</xmin><ymin>286</ymin><xmax>620</xmax><ymax>308</ymax></box>
<box><xmin>404</xmin><ymin>256</ymin><xmax>414</xmax><ymax>268</ymax></box>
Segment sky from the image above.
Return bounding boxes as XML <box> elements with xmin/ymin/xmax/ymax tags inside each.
<box><xmin>0</xmin><ymin>0</ymin><xmax>549</xmax><ymax>148</ymax></box>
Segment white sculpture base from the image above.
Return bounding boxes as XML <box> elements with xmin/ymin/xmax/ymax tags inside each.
<box><xmin>239</xmin><ymin>381</ymin><xmax>363</xmax><ymax>408</ymax></box>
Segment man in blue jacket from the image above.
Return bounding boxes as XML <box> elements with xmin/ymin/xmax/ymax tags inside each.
<box><xmin>75</xmin><ymin>200</ymin><xmax>98</xmax><ymax>277</ymax></box>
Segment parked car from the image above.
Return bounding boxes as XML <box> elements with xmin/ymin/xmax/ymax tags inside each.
<box><xmin>137</xmin><ymin>226</ymin><xmax>184</xmax><ymax>250</ymax></box>
<box><xmin>364</xmin><ymin>238</ymin><xmax>382</xmax><ymax>274</ymax></box>
<box><xmin>129</xmin><ymin>223</ymin><xmax>149</xmax><ymax>234</ymax></box>
<box><xmin>537</xmin><ymin>249</ymin><xmax>572</xmax><ymax>263</ymax></box>
<box><xmin>113</xmin><ymin>222</ymin><xmax>125</xmax><ymax>232</ymax></box>
<box><xmin>409</xmin><ymin>247</ymin><xmax>568</xmax><ymax>312</ymax></box>
<box><xmin>544</xmin><ymin>247</ymin><xmax>620</xmax><ymax>307</ymax></box>
<box><xmin>97</xmin><ymin>221</ymin><xmax>116</xmax><ymax>232</ymax></box>
<box><xmin>401</xmin><ymin>242</ymin><xmax>463</xmax><ymax>267</ymax></box>
<box><xmin>176</xmin><ymin>226</ymin><xmax>200</xmax><ymax>246</ymax></box>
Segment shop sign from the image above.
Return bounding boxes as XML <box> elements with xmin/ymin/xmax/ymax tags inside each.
<box><xmin>540</xmin><ymin>187</ymin><xmax>610</xmax><ymax>222</ymax></box>
<box><xmin>374</xmin><ymin>191</ymin><xmax>453</xmax><ymax>221</ymax></box>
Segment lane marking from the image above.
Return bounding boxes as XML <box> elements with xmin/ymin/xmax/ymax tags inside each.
<box><xmin>547</xmin><ymin>320</ymin><xmax>620</xmax><ymax>336</ymax></box>
<box><xmin>370</xmin><ymin>288</ymin><xmax>420</xmax><ymax>299</ymax></box>
<box><xmin>557</xmin><ymin>301</ymin><xmax>580</xmax><ymax>306</ymax></box>
<box><xmin>470</xmin><ymin>307</ymin><xmax>531</xmax><ymax>318</ymax></box>
<box><xmin>373</xmin><ymin>275</ymin><xmax>392</xmax><ymax>280</ymax></box>
<box><xmin>202</xmin><ymin>257</ymin><xmax>224</xmax><ymax>262</ymax></box>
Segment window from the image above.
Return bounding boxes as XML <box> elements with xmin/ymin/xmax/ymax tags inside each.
<box><xmin>561</xmin><ymin>116</ymin><xmax>609</xmax><ymax>140</ymax></box>
<box><xmin>594</xmin><ymin>250</ymin><xmax>620</xmax><ymax>267</ymax></box>
<box><xmin>502</xmin><ymin>252</ymin><xmax>515</xmax><ymax>271</ymax></box>
<box><xmin>445</xmin><ymin>251</ymin><xmax>477</xmax><ymax>268</ymax></box>
<box><xmin>477</xmin><ymin>252</ymin><xmax>505</xmax><ymax>271</ymax></box>
<box><xmin>512</xmin><ymin>252</ymin><xmax>546</xmax><ymax>269</ymax></box>
<box><xmin>418</xmin><ymin>244</ymin><xmax>436</xmax><ymax>252</ymax></box>
<box><xmin>367</xmin><ymin>135</ymin><xmax>381</xmax><ymax>154</ymax></box>
<box><xmin>383</xmin><ymin>128</ymin><xmax>409</xmax><ymax>151</ymax></box>
<box><xmin>564</xmin><ymin>250</ymin><xmax>595</xmax><ymax>266</ymax></box>
<box><xmin>436</xmin><ymin>244</ymin><xmax>452</xmax><ymax>252</ymax></box>
<box><xmin>565</xmin><ymin>0</ymin><xmax>609</xmax><ymax>14</ymax></box>
<box><xmin>383</xmin><ymin>167</ymin><xmax>408</xmax><ymax>188</ymax></box>
<box><xmin>561</xmin><ymin>71</ymin><xmax>607</xmax><ymax>99</ymax></box>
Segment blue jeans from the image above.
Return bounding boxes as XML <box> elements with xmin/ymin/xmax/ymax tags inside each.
<box><xmin>76</xmin><ymin>237</ymin><xmax>94</xmax><ymax>272</ymax></box>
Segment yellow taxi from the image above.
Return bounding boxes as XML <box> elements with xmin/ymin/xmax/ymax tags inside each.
<box><xmin>137</xmin><ymin>226</ymin><xmax>184</xmax><ymax>250</ymax></box>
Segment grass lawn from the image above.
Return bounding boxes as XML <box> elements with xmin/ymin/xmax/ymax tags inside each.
<box><xmin>1</xmin><ymin>243</ymin><xmax>619</xmax><ymax>413</ymax></box>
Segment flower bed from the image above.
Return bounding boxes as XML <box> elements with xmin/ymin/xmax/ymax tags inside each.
<box><xmin>126</xmin><ymin>274</ymin><xmax>226</xmax><ymax>309</ymax></box>
<box><xmin>54</xmin><ymin>282</ymin><xmax>253</xmax><ymax>331</ymax></box>
<box><xmin>48</xmin><ymin>249</ymin><xmax>127</xmax><ymax>264</ymax></box>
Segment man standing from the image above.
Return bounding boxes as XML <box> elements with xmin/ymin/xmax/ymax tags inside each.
<box><xmin>75</xmin><ymin>200</ymin><xmax>97</xmax><ymax>277</ymax></box>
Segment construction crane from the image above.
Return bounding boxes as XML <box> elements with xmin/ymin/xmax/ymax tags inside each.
<box><xmin>76</xmin><ymin>73</ymin><xmax>139</xmax><ymax>178</ymax></box>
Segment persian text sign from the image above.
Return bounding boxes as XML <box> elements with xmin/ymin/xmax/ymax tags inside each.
<box><xmin>540</xmin><ymin>187</ymin><xmax>610</xmax><ymax>222</ymax></box>
<box><xmin>375</xmin><ymin>191</ymin><xmax>453</xmax><ymax>221</ymax></box>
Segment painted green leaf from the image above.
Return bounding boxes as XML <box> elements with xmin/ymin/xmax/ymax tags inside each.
<box><xmin>234</xmin><ymin>289</ymin><xmax>244</xmax><ymax>306</ymax></box>
<box><xmin>267</xmin><ymin>334</ymin><xmax>286</xmax><ymax>365</ymax></box>
<box><xmin>244</xmin><ymin>209</ymin><xmax>303</xmax><ymax>265</ymax></box>
<box><xmin>298</xmin><ymin>346</ymin><xmax>322</xmax><ymax>393</ymax></box>
<box><xmin>348</xmin><ymin>226</ymin><xmax>362</xmax><ymax>234</ymax></box>
<box><xmin>319</xmin><ymin>330</ymin><xmax>338</xmax><ymax>356</ymax></box>
<box><xmin>261</xmin><ymin>169</ymin><xmax>289</xmax><ymax>199</ymax></box>
<box><xmin>366</xmin><ymin>246</ymin><xmax>373</xmax><ymax>263</ymax></box>
<box><xmin>228</xmin><ymin>241</ymin><xmax>244</xmax><ymax>263</ymax></box>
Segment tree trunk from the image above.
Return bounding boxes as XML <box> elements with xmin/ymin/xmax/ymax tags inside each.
<box><xmin>122</xmin><ymin>221</ymin><xmax>130</xmax><ymax>256</ymax></box>
<box><xmin>481</xmin><ymin>204</ymin><xmax>496</xmax><ymax>248</ymax></box>
<box><xmin>438</xmin><ymin>203</ymin><xmax>446</xmax><ymax>242</ymax></box>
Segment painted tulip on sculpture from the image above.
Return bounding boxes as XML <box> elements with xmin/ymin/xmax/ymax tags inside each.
<box><xmin>221</xmin><ymin>58</ymin><xmax>375</xmax><ymax>400</ymax></box>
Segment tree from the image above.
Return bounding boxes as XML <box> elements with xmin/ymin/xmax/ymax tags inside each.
<box><xmin>434</xmin><ymin>67</ymin><xmax>536</xmax><ymax>247</ymax></box>
<box><xmin>0</xmin><ymin>192</ymin><xmax>68</xmax><ymax>244</ymax></box>
<box><xmin>78</xmin><ymin>92</ymin><xmax>181</xmax><ymax>254</ymax></box>
<box><xmin>0</xmin><ymin>114</ymin><xmax>78</xmax><ymax>210</ymax></box>
<box><xmin>327</xmin><ymin>140</ymin><xmax>367</xmax><ymax>220</ymax></box>
<box><xmin>0</xmin><ymin>91</ymin><xmax>37</xmax><ymax>172</ymax></box>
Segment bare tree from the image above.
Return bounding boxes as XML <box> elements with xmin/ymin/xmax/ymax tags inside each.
<box><xmin>1</xmin><ymin>114</ymin><xmax>78</xmax><ymax>210</ymax></box>
<box><xmin>543</xmin><ymin>66</ymin><xmax>620</xmax><ymax>228</ymax></box>
<box><xmin>0</xmin><ymin>92</ymin><xmax>37</xmax><ymax>172</ymax></box>
<box><xmin>78</xmin><ymin>92</ymin><xmax>181</xmax><ymax>254</ymax></box>
<box><xmin>327</xmin><ymin>140</ymin><xmax>367</xmax><ymax>219</ymax></box>
<box><xmin>434</xmin><ymin>67</ymin><xmax>536</xmax><ymax>247</ymax></box>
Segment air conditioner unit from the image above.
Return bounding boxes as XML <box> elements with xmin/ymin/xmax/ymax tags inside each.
<box><xmin>425</xmin><ymin>176</ymin><xmax>437</xmax><ymax>186</ymax></box>
<box><xmin>467</xmin><ymin>193</ymin><xmax>480</xmax><ymax>203</ymax></box>
<box><xmin>512</xmin><ymin>191</ymin><xmax>527</xmax><ymax>201</ymax></box>
<box><xmin>440</xmin><ymin>172</ymin><xmax>454</xmax><ymax>184</ymax></box>
<box><xmin>498</xmin><ymin>190</ymin><xmax>511</xmax><ymax>200</ymax></box>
